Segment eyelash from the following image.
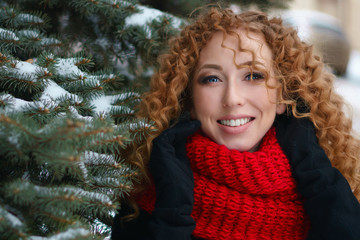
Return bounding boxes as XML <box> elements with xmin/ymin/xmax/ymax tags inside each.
<box><xmin>245</xmin><ymin>72</ymin><xmax>265</xmax><ymax>81</ymax></box>
<box><xmin>200</xmin><ymin>72</ymin><xmax>265</xmax><ymax>84</ymax></box>
<box><xmin>200</xmin><ymin>75</ymin><xmax>220</xmax><ymax>84</ymax></box>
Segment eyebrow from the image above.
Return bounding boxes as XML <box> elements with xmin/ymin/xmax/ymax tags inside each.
<box><xmin>197</xmin><ymin>64</ymin><xmax>223</xmax><ymax>71</ymax></box>
<box><xmin>237</xmin><ymin>61</ymin><xmax>264</xmax><ymax>68</ymax></box>
<box><xmin>197</xmin><ymin>61</ymin><xmax>265</xmax><ymax>72</ymax></box>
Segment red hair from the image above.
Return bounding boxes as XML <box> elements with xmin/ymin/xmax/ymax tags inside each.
<box><xmin>123</xmin><ymin>7</ymin><xmax>360</xmax><ymax>219</ymax></box>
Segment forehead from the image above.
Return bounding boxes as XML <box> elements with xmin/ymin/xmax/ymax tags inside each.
<box><xmin>199</xmin><ymin>29</ymin><xmax>272</xmax><ymax>65</ymax></box>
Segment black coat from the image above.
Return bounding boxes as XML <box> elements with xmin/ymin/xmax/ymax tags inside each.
<box><xmin>111</xmin><ymin>116</ymin><xmax>360</xmax><ymax>240</ymax></box>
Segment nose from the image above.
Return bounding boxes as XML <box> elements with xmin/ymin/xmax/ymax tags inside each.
<box><xmin>222</xmin><ymin>80</ymin><xmax>245</xmax><ymax>107</ymax></box>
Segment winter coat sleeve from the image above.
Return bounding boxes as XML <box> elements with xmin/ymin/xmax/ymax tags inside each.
<box><xmin>147</xmin><ymin>118</ymin><xmax>200</xmax><ymax>240</ymax></box>
<box><xmin>111</xmin><ymin>203</ymin><xmax>204</xmax><ymax>240</ymax></box>
<box><xmin>111</xmin><ymin>117</ymin><xmax>200</xmax><ymax>240</ymax></box>
<box><xmin>275</xmin><ymin>115</ymin><xmax>360</xmax><ymax>240</ymax></box>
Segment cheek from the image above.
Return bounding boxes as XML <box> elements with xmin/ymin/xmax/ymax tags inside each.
<box><xmin>192</xmin><ymin>88</ymin><xmax>219</xmax><ymax>119</ymax></box>
<box><xmin>192</xmin><ymin>96</ymin><xmax>208</xmax><ymax>119</ymax></box>
<box><xmin>191</xmin><ymin>90</ymin><xmax>213</xmax><ymax>120</ymax></box>
<box><xmin>265</xmin><ymin>87</ymin><xmax>278</xmax><ymax>104</ymax></box>
<box><xmin>255</xmin><ymin>88</ymin><xmax>279</xmax><ymax>115</ymax></box>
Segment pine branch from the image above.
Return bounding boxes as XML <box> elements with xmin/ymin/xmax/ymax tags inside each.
<box><xmin>36</xmin><ymin>52</ymin><xmax>56</xmax><ymax>68</ymax></box>
<box><xmin>0</xmin><ymin>1</ymin><xmax>168</xmax><ymax>238</ymax></box>
<box><xmin>56</xmin><ymin>94</ymin><xmax>94</xmax><ymax>117</ymax></box>
<box><xmin>95</xmin><ymin>71</ymin><xmax>124</xmax><ymax>91</ymax></box>
<box><xmin>0</xmin><ymin>113</ymin><xmax>38</xmax><ymax>140</ymax></box>
<box><xmin>0</xmin><ymin>70</ymin><xmax>43</xmax><ymax>94</ymax></box>
<box><xmin>0</xmin><ymin>28</ymin><xmax>21</xmax><ymax>51</ymax></box>
<box><xmin>0</xmin><ymin>50</ymin><xmax>12</xmax><ymax>66</ymax></box>
<box><xmin>0</xmin><ymin>205</ymin><xmax>27</xmax><ymax>240</ymax></box>
<box><xmin>0</xmin><ymin>93</ymin><xmax>15</xmax><ymax>109</ymax></box>
<box><xmin>69</xmin><ymin>0</ymin><xmax>140</xmax><ymax>19</ymax></box>
<box><xmin>0</xmin><ymin>6</ymin><xmax>50</xmax><ymax>30</ymax></box>
<box><xmin>83</xmin><ymin>152</ymin><xmax>138</xmax><ymax>185</ymax></box>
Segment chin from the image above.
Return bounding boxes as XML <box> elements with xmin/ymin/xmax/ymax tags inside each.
<box><xmin>220</xmin><ymin>138</ymin><xmax>260</xmax><ymax>152</ymax></box>
<box><xmin>229</xmin><ymin>145</ymin><xmax>255</xmax><ymax>152</ymax></box>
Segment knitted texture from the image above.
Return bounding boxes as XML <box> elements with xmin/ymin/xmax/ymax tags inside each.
<box><xmin>138</xmin><ymin>127</ymin><xmax>310</xmax><ymax>239</ymax></box>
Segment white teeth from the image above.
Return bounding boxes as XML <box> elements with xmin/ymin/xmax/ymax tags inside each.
<box><xmin>220</xmin><ymin>118</ymin><xmax>251</xmax><ymax>127</ymax></box>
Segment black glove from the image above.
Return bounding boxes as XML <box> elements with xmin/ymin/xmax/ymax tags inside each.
<box><xmin>275</xmin><ymin>114</ymin><xmax>360</xmax><ymax>240</ymax></box>
<box><xmin>147</xmin><ymin>117</ymin><xmax>201</xmax><ymax>240</ymax></box>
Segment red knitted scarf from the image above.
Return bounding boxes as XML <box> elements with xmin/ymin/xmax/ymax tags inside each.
<box><xmin>138</xmin><ymin>127</ymin><xmax>310</xmax><ymax>239</ymax></box>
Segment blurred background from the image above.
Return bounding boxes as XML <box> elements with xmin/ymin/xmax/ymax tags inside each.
<box><xmin>142</xmin><ymin>0</ymin><xmax>360</xmax><ymax>133</ymax></box>
<box><xmin>285</xmin><ymin>0</ymin><xmax>360</xmax><ymax>133</ymax></box>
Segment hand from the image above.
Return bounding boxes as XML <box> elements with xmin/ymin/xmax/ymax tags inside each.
<box><xmin>148</xmin><ymin>116</ymin><xmax>201</xmax><ymax>240</ymax></box>
<box><xmin>275</xmin><ymin>114</ymin><xmax>360</xmax><ymax>240</ymax></box>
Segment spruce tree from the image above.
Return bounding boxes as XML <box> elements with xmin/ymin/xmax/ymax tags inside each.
<box><xmin>0</xmin><ymin>0</ymin><xmax>182</xmax><ymax>239</ymax></box>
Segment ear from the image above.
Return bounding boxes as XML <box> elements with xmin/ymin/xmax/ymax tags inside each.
<box><xmin>276</xmin><ymin>103</ymin><xmax>286</xmax><ymax>115</ymax></box>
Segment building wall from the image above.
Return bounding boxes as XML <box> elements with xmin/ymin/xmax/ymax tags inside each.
<box><xmin>345</xmin><ymin>0</ymin><xmax>360</xmax><ymax>51</ymax></box>
<box><xmin>288</xmin><ymin>0</ymin><xmax>360</xmax><ymax>51</ymax></box>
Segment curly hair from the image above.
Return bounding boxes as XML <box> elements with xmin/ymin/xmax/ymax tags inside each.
<box><xmin>124</xmin><ymin>7</ymin><xmax>360</xmax><ymax>217</ymax></box>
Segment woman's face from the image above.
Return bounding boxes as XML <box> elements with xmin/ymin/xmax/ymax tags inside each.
<box><xmin>191</xmin><ymin>29</ymin><xmax>285</xmax><ymax>152</ymax></box>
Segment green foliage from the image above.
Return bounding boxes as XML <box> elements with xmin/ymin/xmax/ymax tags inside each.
<box><xmin>140</xmin><ymin>0</ymin><xmax>293</xmax><ymax>16</ymax></box>
<box><xmin>1</xmin><ymin>0</ymin><xmax>183</xmax><ymax>86</ymax></box>
<box><xmin>0</xmin><ymin>1</ymin><xmax>162</xmax><ymax>238</ymax></box>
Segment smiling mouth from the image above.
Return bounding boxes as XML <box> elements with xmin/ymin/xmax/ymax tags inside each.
<box><xmin>218</xmin><ymin>118</ymin><xmax>254</xmax><ymax>127</ymax></box>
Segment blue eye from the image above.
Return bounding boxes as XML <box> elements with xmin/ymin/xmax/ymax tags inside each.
<box><xmin>201</xmin><ymin>75</ymin><xmax>220</xmax><ymax>84</ymax></box>
<box><xmin>245</xmin><ymin>72</ymin><xmax>264</xmax><ymax>81</ymax></box>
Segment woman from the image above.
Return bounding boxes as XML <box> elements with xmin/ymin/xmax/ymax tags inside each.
<box><xmin>112</xmin><ymin>7</ymin><xmax>360</xmax><ymax>240</ymax></box>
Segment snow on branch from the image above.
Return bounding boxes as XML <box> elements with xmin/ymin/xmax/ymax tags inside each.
<box><xmin>28</xmin><ymin>227</ymin><xmax>90</xmax><ymax>240</ymax></box>
<box><xmin>125</xmin><ymin>5</ymin><xmax>183</xmax><ymax>29</ymax></box>
<box><xmin>0</xmin><ymin>206</ymin><xmax>23</xmax><ymax>228</ymax></box>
